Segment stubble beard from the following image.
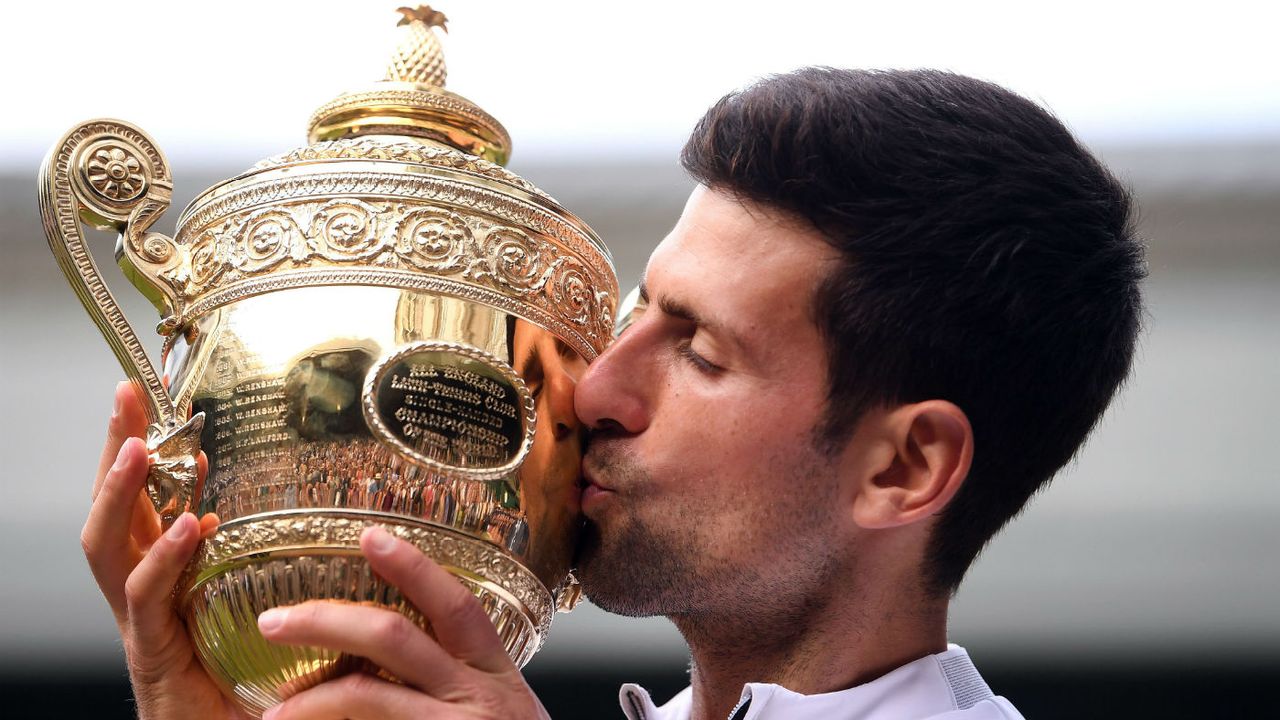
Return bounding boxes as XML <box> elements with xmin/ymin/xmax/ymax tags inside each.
<box><xmin>575</xmin><ymin>439</ymin><xmax>847</xmax><ymax>636</ymax></box>
<box><xmin>575</xmin><ymin>444</ymin><xmax>699</xmax><ymax>617</ymax></box>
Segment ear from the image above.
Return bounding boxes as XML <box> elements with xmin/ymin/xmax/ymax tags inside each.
<box><xmin>851</xmin><ymin>400</ymin><xmax>973</xmax><ymax>530</ymax></box>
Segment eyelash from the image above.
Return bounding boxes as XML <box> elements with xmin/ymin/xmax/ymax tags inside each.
<box><xmin>677</xmin><ymin>340</ymin><xmax>720</xmax><ymax>374</ymax></box>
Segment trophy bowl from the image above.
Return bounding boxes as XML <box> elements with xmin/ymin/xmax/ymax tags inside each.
<box><xmin>39</xmin><ymin>6</ymin><xmax>617</xmax><ymax>715</ymax></box>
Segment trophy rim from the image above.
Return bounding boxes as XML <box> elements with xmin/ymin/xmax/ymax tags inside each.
<box><xmin>181</xmin><ymin>507</ymin><xmax>556</xmax><ymax>624</ymax></box>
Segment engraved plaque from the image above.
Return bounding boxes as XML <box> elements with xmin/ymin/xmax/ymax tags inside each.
<box><xmin>364</xmin><ymin>341</ymin><xmax>535</xmax><ymax>479</ymax></box>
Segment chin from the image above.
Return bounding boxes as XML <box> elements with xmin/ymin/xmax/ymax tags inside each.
<box><xmin>572</xmin><ymin>518</ymin><xmax>694</xmax><ymax>618</ymax></box>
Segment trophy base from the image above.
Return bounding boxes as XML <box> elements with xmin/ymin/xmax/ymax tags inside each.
<box><xmin>182</xmin><ymin>510</ymin><xmax>553</xmax><ymax>717</ymax></box>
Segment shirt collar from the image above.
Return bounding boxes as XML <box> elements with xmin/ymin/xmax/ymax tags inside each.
<box><xmin>619</xmin><ymin>645</ymin><xmax>994</xmax><ymax>720</ymax></box>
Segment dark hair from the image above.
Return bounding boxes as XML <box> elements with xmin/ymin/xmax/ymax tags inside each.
<box><xmin>681</xmin><ymin>67</ymin><xmax>1145</xmax><ymax>595</ymax></box>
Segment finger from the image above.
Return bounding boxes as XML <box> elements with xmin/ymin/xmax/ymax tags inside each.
<box><xmin>361</xmin><ymin>526</ymin><xmax>512</xmax><ymax>674</ymax></box>
<box><xmin>257</xmin><ymin>601</ymin><xmax>465</xmax><ymax>696</ymax></box>
<box><xmin>194</xmin><ymin>450</ymin><xmax>209</xmax><ymax>503</ymax></box>
<box><xmin>198</xmin><ymin>512</ymin><xmax>220</xmax><ymax>538</ymax></box>
<box><xmin>82</xmin><ymin>437</ymin><xmax>151</xmax><ymax>615</ymax></box>
<box><xmin>94</xmin><ymin>382</ymin><xmax>148</xmax><ymax>499</ymax></box>
<box><xmin>123</xmin><ymin>512</ymin><xmax>201</xmax><ymax>649</ymax></box>
<box><xmin>263</xmin><ymin>672</ymin><xmax>449</xmax><ymax>720</ymax></box>
<box><xmin>129</xmin><ymin>488</ymin><xmax>162</xmax><ymax>546</ymax></box>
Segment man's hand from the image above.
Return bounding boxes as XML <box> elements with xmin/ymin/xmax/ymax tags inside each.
<box><xmin>257</xmin><ymin>526</ymin><xmax>551</xmax><ymax>720</ymax></box>
<box><xmin>83</xmin><ymin>382</ymin><xmax>247</xmax><ymax>720</ymax></box>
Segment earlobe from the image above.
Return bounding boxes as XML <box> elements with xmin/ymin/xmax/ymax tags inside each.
<box><xmin>851</xmin><ymin>401</ymin><xmax>973</xmax><ymax>530</ymax></box>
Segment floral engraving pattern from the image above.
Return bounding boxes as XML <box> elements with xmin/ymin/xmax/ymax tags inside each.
<box><xmin>176</xmin><ymin>195</ymin><xmax>615</xmax><ymax>353</ymax></box>
<box><xmin>312</xmin><ymin>200</ymin><xmax>382</xmax><ymax>260</ymax></box>
<box><xmin>242</xmin><ymin>209</ymin><xmax>303</xmax><ymax>269</ymax></box>
<box><xmin>394</xmin><ymin>207</ymin><xmax>471</xmax><ymax>272</ymax></box>
<box><xmin>179</xmin><ymin>173</ymin><xmax>604</xmax><ymax>281</ymax></box>
<box><xmin>484</xmin><ymin>228</ymin><xmax>544</xmax><ymax>290</ymax></box>
<box><xmin>85</xmin><ymin>143</ymin><xmax>146</xmax><ymax>201</ymax></box>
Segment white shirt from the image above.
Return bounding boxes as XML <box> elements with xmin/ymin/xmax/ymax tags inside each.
<box><xmin>618</xmin><ymin>645</ymin><xmax>1024</xmax><ymax>720</ymax></box>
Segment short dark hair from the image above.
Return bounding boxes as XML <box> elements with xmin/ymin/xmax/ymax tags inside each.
<box><xmin>681</xmin><ymin>67</ymin><xmax>1145</xmax><ymax>595</ymax></box>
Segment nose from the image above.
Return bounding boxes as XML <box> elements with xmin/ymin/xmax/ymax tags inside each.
<box><xmin>574</xmin><ymin>321</ymin><xmax>653</xmax><ymax>435</ymax></box>
<box><xmin>544</xmin><ymin>364</ymin><xmax>580</xmax><ymax>442</ymax></box>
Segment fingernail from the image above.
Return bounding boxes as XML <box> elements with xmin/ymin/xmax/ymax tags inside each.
<box><xmin>168</xmin><ymin>513</ymin><xmax>191</xmax><ymax>541</ymax></box>
<box><xmin>258</xmin><ymin>608</ymin><xmax>287</xmax><ymax>633</ymax></box>
<box><xmin>112</xmin><ymin>382</ymin><xmax>125</xmax><ymax>415</ymax></box>
<box><xmin>367</xmin><ymin>526</ymin><xmax>396</xmax><ymax>556</ymax></box>
<box><xmin>262</xmin><ymin>705</ymin><xmax>279</xmax><ymax>720</ymax></box>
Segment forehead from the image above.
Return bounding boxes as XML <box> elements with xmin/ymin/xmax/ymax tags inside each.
<box><xmin>645</xmin><ymin>186</ymin><xmax>840</xmax><ymax>349</ymax></box>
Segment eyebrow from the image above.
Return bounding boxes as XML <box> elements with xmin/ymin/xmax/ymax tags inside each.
<box><xmin>637</xmin><ymin>275</ymin><xmax>751</xmax><ymax>359</ymax></box>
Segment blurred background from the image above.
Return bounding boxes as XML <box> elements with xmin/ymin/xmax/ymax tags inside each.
<box><xmin>2</xmin><ymin>1</ymin><xmax>1276</xmax><ymax>717</ymax></box>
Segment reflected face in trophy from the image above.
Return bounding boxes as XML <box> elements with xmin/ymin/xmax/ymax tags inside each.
<box><xmin>509</xmin><ymin>320</ymin><xmax>589</xmax><ymax>587</ymax></box>
<box><xmin>574</xmin><ymin>186</ymin><xmax>853</xmax><ymax>620</ymax></box>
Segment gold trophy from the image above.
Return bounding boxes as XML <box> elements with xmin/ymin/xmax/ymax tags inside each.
<box><xmin>39</xmin><ymin>6</ymin><xmax>616</xmax><ymax>715</ymax></box>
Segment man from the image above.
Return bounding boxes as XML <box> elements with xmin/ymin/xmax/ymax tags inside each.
<box><xmin>84</xmin><ymin>67</ymin><xmax>1143</xmax><ymax>719</ymax></box>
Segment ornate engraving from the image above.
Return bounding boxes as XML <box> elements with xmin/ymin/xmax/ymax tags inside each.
<box><xmin>394</xmin><ymin>207</ymin><xmax>472</xmax><ymax>272</ymax></box>
<box><xmin>192</xmin><ymin>511</ymin><xmax>554</xmax><ymax>629</ymax></box>
<box><xmin>187</xmin><ymin>227</ymin><xmax>227</xmax><ymax>287</ymax></box>
<box><xmin>547</xmin><ymin>260</ymin><xmax>594</xmax><ymax>327</ymax></box>
<box><xmin>310</xmin><ymin>199</ymin><xmax>389</xmax><ymax>261</ymax></box>
<box><xmin>174</xmin><ymin>174</ymin><xmax>616</xmax><ymax>356</ymax></box>
<box><xmin>182</xmin><ymin>172</ymin><xmax>604</xmax><ymax>279</ymax></box>
<box><xmin>251</xmin><ymin>138</ymin><xmax>547</xmax><ymax>200</ymax></box>
<box><xmin>474</xmin><ymin>227</ymin><xmax>545</xmax><ymax>291</ymax></box>
<box><xmin>241</xmin><ymin>209</ymin><xmax>303</xmax><ymax>269</ymax></box>
<box><xmin>83</xmin><ymin>142</ymin><xmax>146</xmax><ymax>202</ymax></box>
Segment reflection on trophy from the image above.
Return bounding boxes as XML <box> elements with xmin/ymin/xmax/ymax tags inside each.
<box><xmin>38</xmin><ymin>6</ymin><xmax>617</xmax><ymax>716</ymax></box>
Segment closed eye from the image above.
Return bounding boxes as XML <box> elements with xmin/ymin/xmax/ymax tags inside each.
<box><xmin>677</xmin><ymin>340</ymin><xmax>721</xmax><ymax>374</ymax></box>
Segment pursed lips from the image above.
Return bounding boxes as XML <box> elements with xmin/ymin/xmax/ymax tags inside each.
<box><xmin>579</xmin><ymin>461</ymin><xmax>616</xmax><ymax>512</ymax></box>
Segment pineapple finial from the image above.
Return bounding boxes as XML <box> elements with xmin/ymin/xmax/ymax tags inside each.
<box><xmin>387</xmin><ymin>5</ymin><xmax>449</xmax><ymax>87</ymax></box>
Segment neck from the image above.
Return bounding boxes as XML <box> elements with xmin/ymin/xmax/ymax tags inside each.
<box><xmin>671</xmin><ymin>584</ymin><xmax>948</xmax><ymax>720</ymax></box>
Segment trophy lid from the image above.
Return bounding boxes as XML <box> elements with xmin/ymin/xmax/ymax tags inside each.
<box><xmin>306</xmin><ymin>5</ymin><xmax>512</xmax><ymax>165</ymax></box>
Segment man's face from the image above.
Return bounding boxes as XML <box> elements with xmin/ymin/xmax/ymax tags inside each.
<box><xmin>573</xmin><ymin>186</ymin><xmax>855</xmax><ymax>622</ymax></box>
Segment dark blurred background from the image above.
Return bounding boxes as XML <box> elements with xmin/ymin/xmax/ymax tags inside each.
<box><xmin>3</xmin><ymin>2</ymin><xmax>1277</xmax><ymax>718</ymax></box>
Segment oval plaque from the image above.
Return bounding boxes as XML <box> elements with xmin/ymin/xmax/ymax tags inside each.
<box><xmin>363</xmin><ymin>341</ymin><xmax>536</xmax><ymax>480</ymax></box>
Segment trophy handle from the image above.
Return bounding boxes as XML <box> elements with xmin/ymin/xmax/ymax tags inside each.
<box><xmin>39</xmin><ymin>119</ymin><xmax>203</xmax><ymax>527</ymax></box>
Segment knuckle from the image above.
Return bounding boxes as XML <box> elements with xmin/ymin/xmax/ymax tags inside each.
<box><xmin>393</xmin><ymin>541</ymin><xmax>432</xmax><ymax>575</ymax></box>
<box><xmin>371</xmin><ymin>611</ymin><xmax>412</xmax><ymax>647</ymax></box>
<box><xmin>468</xmin><ymin>685</ymin><xmax>517</xmax><ymax>718</ymax></box>
<box><xmin>79</xmin><ymin>525</ymin><xmax>95</xmax><ymax>559</ymax></box>
<box><xmin>318</xmin><ymin>671</ymin><xmax>388</xmax><ymax>709</ymax></box>
<box><xmin>122</xmin><ymin>571</ymin><xmax>148</xmax><ymax>609</ymax></box>
<box><xmin>441</xmin><ymin>587</ymin><xmax>485</xmax><ymax>624</ymax></box>
<box><xmin>105</xmin><ymin>407</ymin><xmax>126</xmax><ymax>434</ymax></box>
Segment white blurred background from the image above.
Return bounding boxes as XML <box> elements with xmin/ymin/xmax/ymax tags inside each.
<box><xmin>1</xmin><ymin>1</ymin><xmax>1276</xmax><ymax>716</ymax></box>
